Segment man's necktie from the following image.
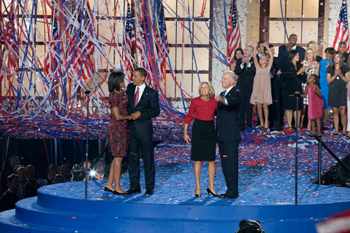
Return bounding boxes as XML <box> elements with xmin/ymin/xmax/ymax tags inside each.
<box><xmin>221</xmin><ymin>90</ymin><xmax>226</xmax><ymax>97</ymax></box>
<box><xmin>134</xmin><ymin>87</ymin><xmax>139</xmax><ymax>107</ymax></box>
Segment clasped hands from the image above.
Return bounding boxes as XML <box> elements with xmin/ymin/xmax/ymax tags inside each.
<box><xmin>129</xmin><ymin>111</ymin><xmax>141</xmax><ymax>120</ymax></box>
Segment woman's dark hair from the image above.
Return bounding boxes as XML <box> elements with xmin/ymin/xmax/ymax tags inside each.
<box><xmin>330</xmin><ymin>51</ymin><xmax>344</xmax><ymax>73</ymax></box>
<box><xmin>324</xmin><ymin>47</ymin><xmax>335</xmax><ymax>55</ymax></box>
<box><xmin>234</xmin><ymin>48</ymin><xmax>244</xmax><ymax>60</ymax></box>
<box><xmin>108</xmin><ymin>71</ymin><xmax>125</xmax><ymax>92</ymax></box>
<box><xmin>287</xmin><ymin>50</ymin><xmax>299</xmax><ymax>68</ymax></box>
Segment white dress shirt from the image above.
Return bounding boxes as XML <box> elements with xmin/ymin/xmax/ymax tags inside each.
<box><xmin>134</xmin><ymin>83</ymin><xmax>146</xmax><ymax>102</ymax></box>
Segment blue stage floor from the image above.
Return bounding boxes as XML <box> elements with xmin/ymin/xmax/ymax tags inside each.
<box><xmin>1</xmin><ymin>121</ymin><xmax>350</xmax><ymax>232</ymax></box>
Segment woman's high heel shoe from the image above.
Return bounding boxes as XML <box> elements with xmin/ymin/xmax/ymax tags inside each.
<box><xmin>207</xmin><ymin>188</ymin><xmax>219</xmax><ymax>197</ymax></box>
<box><xmin>195</xmin><ymin>193</ymin><xmax>201</xmax><ymax>197</ymax></box>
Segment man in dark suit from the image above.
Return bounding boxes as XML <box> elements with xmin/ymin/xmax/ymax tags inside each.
<box><xmin>1</xmin><ymin>155</ymin><xmax>20</xmax><ymax>195</ymax></box>
<box><xmin>278</xmin><ymin>34</ymin><xmax>305</xmax><ymax>67</ymax></box>
<box><xmin>126</xmin><ymin>67</ymin><xmax>160</xmax><ymax>196</ymax></box>
<box><xmin>216</xmin><ymin>71</ymin><xmax>242</xmax><ymax>199</ymax></box>
<box><xmin>0</xmin><ymin>174</ymin><xmax>19</xmax><ymax>212</ymax></box>
<box><xmin>234</xmin><ymin>45</ymin><xmax>256</xmax><ymax>131</ymax></box>
<box><xmin>15</xmin><ymin>166</ymin><xmax>37</xmax><ymax>200</ymax></box>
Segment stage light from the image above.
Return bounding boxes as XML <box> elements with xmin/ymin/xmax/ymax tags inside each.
<box><xmin>89</xmin><ymin>170</ymin><xmax>96</xmax><ymax>177</ymax></box>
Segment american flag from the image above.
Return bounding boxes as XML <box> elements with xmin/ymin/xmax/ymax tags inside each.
<box><xmin>158</xmin><ymin>6</ymin><xmax>169</xmax><ymax>69</ymax></box>
<box><xmin>75</xmin><ymin>2</ymin><xmax>95</xmax><ymax>80</ymax></box>
<box><xmin>333</xmin><ymin>1</ymin><xmax>349</xmax><ymax>52</ymax></box>
<box><xmin>124</xmin><ymin>3</ymin><xmax>135</xmax><ymax>79</ymax></box>
<box><xmin>44</xmin><ymin>4</ymin><xmax>60</xmax><ymax>78</ymax></box>
<box><xmin>136</xmin><ymin>14</ymin><xmax>148</xmax><ymax>69</ymax></box>
<box><xmin>226</xmin><ymin>0</ymin><xmax>241</xmax><ymax>66</ymax></box>
<box><xmin>4</xmin><ymin>2</ymin><xmax>18</xmax><ymax>74</ymax></box>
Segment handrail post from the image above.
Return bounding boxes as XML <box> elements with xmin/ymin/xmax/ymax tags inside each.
<box><xmin>318</xmin><ymin>142</ymin><xmax>322</xmax><ymax>185</ymax></box>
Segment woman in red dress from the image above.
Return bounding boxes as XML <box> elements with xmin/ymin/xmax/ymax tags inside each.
<box><xmin>183</xmin><ymin>81</ymin><xmax>218</xmax><ymax>198</ymax></box>
<box><xmin>105</xmin><ymin>71</ymin><xmax>131</xmax><ymax>195</ymax></box>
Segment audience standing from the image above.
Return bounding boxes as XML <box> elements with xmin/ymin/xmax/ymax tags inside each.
<box><xmin>327</xmin><ymin>51</ymin><xmax>349</xmax><ymax>135</ymax></box>
<box><xmin>230</xmin><ymin>48</ymin><xmax>244</xmax><ymax>72</ymax></box>
<box><xmin>319</xmin><ymin>48</ymin><xmax>335</xmax><ymax>128</ymax></box>
<box><xmin>281</xmin><ymin>50</ymin><xmax>306</xmax><ymax>130</ymax></box>
<box><xmin>235</xmin><ymin>45</ymin><xmax>256</xmax><ymax>131</ymax></box>
<box><xmin>301</xmin><ymin>74</ymin><xmax>324</xmax><ymax>136</ymax></box>
<box><xmin>301</xmin><ymin>48</ymin><xmax>320</xmax><ymax>131</ymax></box>
<box><xmin>250</xmin><ymin>42</ymin><xmax>274</xmax><ymax>131</ymax></box>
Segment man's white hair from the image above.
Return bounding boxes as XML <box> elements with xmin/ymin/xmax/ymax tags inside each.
<box><xmin>223</xmin><ymin>71</ymin><xmax>237</xmax><ymax>82</ymax></box>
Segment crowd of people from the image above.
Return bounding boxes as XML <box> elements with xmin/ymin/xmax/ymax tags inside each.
<box><xmin>230</xmin><ymin>34</ymin><xmax>350</xmax><ymax>138</ymax></box>
<box><xmin>0</xmin><ymin>154</ymin><xmax>107</xmax><ymax>212</ymax></box>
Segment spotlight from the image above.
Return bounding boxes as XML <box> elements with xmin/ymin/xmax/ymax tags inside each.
<box><xmin>89</xmin><ymin>170</ymin><xmax>96</xmax><ymax>177</ymax></box>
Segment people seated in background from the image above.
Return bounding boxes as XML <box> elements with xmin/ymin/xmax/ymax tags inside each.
<box><xmin>60</xmin><ymin>164</ymin><xmax>72</xmax><ymax>182</ymax></box>
<box><xmin>15</xmin><ymin>166</ymin><xmax>37</xmax><ymax>200</ymax></box>
<box><xmin>46</xmin><ymin>164</ymin><xmax>60</xmax><ymax>185</ymax></box>
<box><xmin>26</xmin><ymin>165</ymin><xmax>41</xmax><ymax>191</ymax></box>
<box><xmin>0</xmin><ymin>174</ymin><xmax>19</xmax><ymax>212</ymax></box>
<box><xmin>51</xmin><ymin>174</ymin><xmax>65</xmax><ymax>184</ymax></box>
<box><xmin>236</xmin><ymin>219</ymin><xmax>265</xmax><ymax>233</ymax></box>
<box><xmin>1</xmin><ymin>155</ymin><xmax>20</xmax><ymax>195</ymax></box>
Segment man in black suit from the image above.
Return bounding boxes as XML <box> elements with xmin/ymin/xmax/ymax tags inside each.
<box><xmin>278</xmin><ymin>34</ymin><xmax>305</xmax><ymax>67</ymax></box>
<box><xmin>1</xmin><ymin>155</ymin><xmax>20</xmax><ymax>195</ymax></box>
<box><xmin>234</xmin><ymin>45</ymin><xmax>256</xmax><ymax>131</ymax></box>
<box><xmin>256</xmin><ymin>41</ymin><xmax>267</xmax><ymax>63</ymax></box>
<box><xmin>216</xmin><ymin>71</ymin><xmax>242</xmax><ymax>199</ymax></box>
<box><xmin>16</xmin><ymin>166</ymin><xmax>37</xmax><ymax>199</ymax></box>
<box><xmin>126</xmin><ymin>67</ymin><xmax>160</xmax><ymax>196</ymax></box>
<box><xmin>0</xmin><ymin>174</ymin><xmax>19</xmax><ymax>212</ymax></box>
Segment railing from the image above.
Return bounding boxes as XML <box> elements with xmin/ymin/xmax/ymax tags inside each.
<box><xmin>313</xmin><ymin>135</ymin><xmax>350</xmax><ymax>185</ymax></box>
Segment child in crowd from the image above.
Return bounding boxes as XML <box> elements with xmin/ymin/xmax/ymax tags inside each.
<box><xmin>250</xmin><ymin>42</ymin><xmax>274</xmax><ymax>131</ymax></box>
<box><xmin>302</xmin><ymin>74</ymin><xmax>323</xmax><ymax>136</ymax></box>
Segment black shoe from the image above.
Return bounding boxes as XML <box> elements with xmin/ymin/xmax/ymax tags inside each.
<box><xmin>104</xmin><ymin>186</ymin><xmax>114</xmax><ymax>193</ymax></box>
<box><xmin>219</xmin><ymin>194</ymin><xmax>238</xmax><ymax>199</ymax></box>
<box><xmin>145</xmin><ymin>189</ymin><xmax>154</xmax><ymax>196</ymax></box>
<box><xmin>113</xmin><ymin>190</ymin><xmax>128</xmax><ymax>195</ymax></box>
<box><xmin>195</xmin><ymin>193</ymin><xmax>201</xmax><ymax>197</ymax></box>
<box><xmin>207</xmin><ymin>188</ymin><xmax>219</xmax><ymax>197</ymax></box>
<box><xmin>127</xmin><ymin>188</ymin><xmax>141</xmax><ymax>194</ymax></box>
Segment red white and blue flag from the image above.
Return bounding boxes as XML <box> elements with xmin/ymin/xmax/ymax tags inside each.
<box><xmin>226</xmin><ymin>0</ymin><xmax>241</xmax><ymax>66</ymax></box>
<box><xmin>333</xmin><ymin>1</ymin><xmax>349</xmax><ymax>52</ymax></box>
<box><xmin>124</xmin><ymin>3</ymin><xmax>135</xmax><ymax>79</ymax></box>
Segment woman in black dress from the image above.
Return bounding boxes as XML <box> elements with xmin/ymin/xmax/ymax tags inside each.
<box><xmin>327</xmin><ymin>51</ymin><xmax>349</xmax><ymax>135</ymax></box>
<box><xmin>281</xmin><ymin>50</ymin><xmax>306</xmax><ymax>130</ymax></box>
<box><xmin>105</xmin><ymin>72</ymin><xmax>131</xmax><ymax>195</ymax></box>
<box><xmin>183</xmin><ymin>82</ymin><xmax>218</xmax><ymax>198</ymax></box>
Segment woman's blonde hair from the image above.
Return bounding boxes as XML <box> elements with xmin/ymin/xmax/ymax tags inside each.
<box><xmin>306</xmin><ymin>48</ymin><xmax>316</xmax><ymax>61</ymax></box>
<box><xmin>198</xmin><ymin>81</ymin><xmax>215</xmax><ymax>98</ymax></box>
<box><xmin>307</xmin><ymin>41</ymin><xmax>320</xmax><ymax>56</ymax></box>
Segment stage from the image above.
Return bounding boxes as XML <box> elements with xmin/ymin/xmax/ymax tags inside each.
<box><xmin>1</xmin><ymin>122</ymin><xmax>350</xmax><ymax>232</ymax></box>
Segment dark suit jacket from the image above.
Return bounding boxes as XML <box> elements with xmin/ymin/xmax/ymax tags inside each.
<box><xmin>126</xmin><ymin>84</ymin><xmax>160</xmax><ymax>137</ymax></box>
<box><xmin>278</xmin><ymin>45</ymin><xmax>305</xmax><ymax>68</ymax></box>
<box><xmin>0</xmin><ymin>190</ymin><xmax>19</xmax><ymax>211</ymax></box>
<box><xmin>234</xmin><ymin>58</ymin><xmax>256</xmax><ymax>94</ymax></box>
<box><xmin>216</xmin><ymin>86</ymin><xmax>242</xmax><ymax>142</ymax></box>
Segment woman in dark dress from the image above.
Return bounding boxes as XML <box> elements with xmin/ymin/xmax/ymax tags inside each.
<box><xmin>281</xmin><ymin>50</ymin><xmax>306</xmax><ymax>130</ymax></box>
<box><xmin>105</xmin><ymin>71</ymin><xmax>131</xmax><ymax>195</ymax></box>
<box><xmin>327</xmin><ymin>51</ymin><xmax>349</xmax><ymax>135</ymax></box>
<box><xmin>183</xmin><ymin>81</ymin><xmax>218</xmax><ymax>198</ymax></box>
